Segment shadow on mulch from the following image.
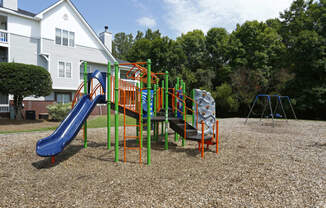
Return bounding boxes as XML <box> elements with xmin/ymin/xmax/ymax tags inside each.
<box><xmin>84</xmin><ymin>151</ymin><xmax>116</xmax><ymax>163</ymax></box>
<box><xmin>309</xmin><ymin>142</ymin><xmax>326</xmax><ymax>148</ymax></box>
<box><xmin>32</xmin><ymin>144</ymin><xmax>84</xmax><ymax>169</ymax></box>
<box><xmin>145</xmin><ymin>139</ymin><xmax>205</xmax><ymax>158</ymax></box>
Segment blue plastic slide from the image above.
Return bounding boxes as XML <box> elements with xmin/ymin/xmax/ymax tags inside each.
<box><xmin>36</xmin><ymin>94</ymin><xmax>105</xmax><ymax>157</ymax></box>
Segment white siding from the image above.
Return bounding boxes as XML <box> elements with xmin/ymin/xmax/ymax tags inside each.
<box><xmin>7</xmin><ymin>13</ymin><xmax>40</xmax><ymax>38</ymax></box>
<box><xmin>40</xmin><ymin>1</ymin><xmax>103</xmax><ymax>49</ymax></box>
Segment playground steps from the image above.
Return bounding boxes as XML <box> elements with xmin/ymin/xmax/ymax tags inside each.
<box><xmin>110</xmin><ymin>103</ymin><xmax>213</xmax><ymax>143</ymax></box>
<box><xmin>169</xmin><ymin>118</ymin><xmax>212</xmax><ymax>142</ymax></box>
<box><xmin>155</xmin><ymin>109</ymin><xmax>213</xmax><ymax>142</ymax></box>
<box><xmin>110</xmin><ymin>102</ymin><xmax>139</xmax><ymax>119</ymax></box>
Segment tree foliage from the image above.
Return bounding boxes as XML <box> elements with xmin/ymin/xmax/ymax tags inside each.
<box><xmin>0</xmin><ymin>63</ymin><xmax>52</xmax><ymax>119</ymax></box>
<box><xmin>112</xmin><ymin>0</ymin><xmax>326</xmax><ymax>119</ymax></box>
<box><xmin>112</xmin><ymin>32</ymin><xmax>133</xmax><ymax>60</ymax></box>
<box><xmin>280</xmin><ymin>0</ymin><xmax>326</xmax><ymax>119</ymax></box>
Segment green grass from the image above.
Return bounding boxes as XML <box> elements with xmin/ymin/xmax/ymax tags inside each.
<box><xmin>0</xmin><ymin>114</ymin><xmax>136</xmax><ymax>134</ymax></box>
<box><xmin>0</xmin><ymin>126</ymin><xmax>58</xmax><ymax>135</ymax></box>
<box><xmin>0</xmin><ymin>114</ymin><xmax>195</xmax><ymax>134</ymax></box>
<box><xmin>87</xmin><ymin>114</ymin><xmax>136</xmax><ymax>128</ymax></box>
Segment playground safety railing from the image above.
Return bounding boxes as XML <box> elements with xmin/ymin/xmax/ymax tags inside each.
<box><xmin>167</xmin><ymin>88</ymin><xmax>199</xmax><ymax>129</ymax></box>
<box><xmin>167</xmin><ymin>91</ymin><xmax>189</xmax><ymax>138</ymax></box>
<box><xmin>120</xmin><ymin>62</ymin><xmax>159</xmax><ymax>84</ymax></box>
<box><xmin>72</xmin><ymin>81</ymin><xmax>84</xmax><ymax>107</ymax></box>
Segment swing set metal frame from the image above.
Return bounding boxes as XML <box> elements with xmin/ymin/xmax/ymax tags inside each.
<box><xmin>245</xmin><ymin>94</ymin><xmax>297</xmax><ymax>127</ymax></box>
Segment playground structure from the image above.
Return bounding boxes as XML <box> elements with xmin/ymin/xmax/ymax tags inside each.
<box><xmin>36</xmin><ymin>60</ymin><xmax>219</xmax><ymax>165</ymax></box>
<box><xmin>245</xmin><ymin>94</ymin><xmax>297</xmax><ymax>127</ymax></box>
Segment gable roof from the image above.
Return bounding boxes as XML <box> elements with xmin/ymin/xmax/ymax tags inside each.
<box><xmin>36</xmin><ymin>0</ymin><xmax>116</xmax><ymax>63</ymax></box>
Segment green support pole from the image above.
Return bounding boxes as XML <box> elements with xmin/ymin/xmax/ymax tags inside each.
<box><xmin>147</xmin><ymin>59</ymin><xmax>152</xmax><ymax>165</ymax></box>
<box><xmin>192</xmin><ymin>89</ymin><xmax>195</xmax><ymax>127</ymax></box>
<box><xmin>153</xmin><ymin>83</ymin><xmax>157</xmax><ymax>141</ymax></box>
<box><xmin>107</xmin><ymin>62</ymin><xmax>111</xmax><ymax>150</ymax></box>
<box><xmin>114</xmin><ymin>62</ymin><xmax>119</xmax><ymax>162</ymax></box>
<box><xmin>182</xmin><ymin>80</ymin><xmax>186</xmax><ymax>147</ymax></box>
<box><xmin>161</xmin><ymin>80</ymin><xmax>164</xmax><ymax>136</ymax></box>
<box><xmin>164</xmin><ymin>71</ymin><xmax>169</xmax><ymax>150</ymax></box>
<box><xmin>140</xmin><ymin>80</ymin><xmax>143</xmax><ymax>148</ymax></box>
<box><xmin>174</xmin><ymin>77</ymin><xmax>179</xmax><ymax>142</ymax></box>
<box><xmin>83</xmin><ymin>62</ymin><xmax>88</xmax><ymax>148</ymax></box>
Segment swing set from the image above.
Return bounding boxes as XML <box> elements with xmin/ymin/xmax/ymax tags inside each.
<box><xmin>245</xmin><ymin>94</ymin><xmax>297</xmax><ymax>127</ymax></box>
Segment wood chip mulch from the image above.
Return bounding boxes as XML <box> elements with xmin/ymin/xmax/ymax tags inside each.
<box><xmin>0</xmin><ymin>118</ymin><xmax>325</xmax><ymax>207</ymax></box>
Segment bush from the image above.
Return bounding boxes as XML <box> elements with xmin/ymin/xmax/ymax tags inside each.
<box><xmin>47</xmin><ymin>103</ymin><xmax>72</xmax><ymax>121</ymax></box>
<box><xmin>213</xmin><ymin>83</ymin><xmax>239</xmax><ymax>116</ymax></box>
<box><xmin>0</xmin><ymin>62</ymin><xmax>52</xmax><ymax>120</ymax></box>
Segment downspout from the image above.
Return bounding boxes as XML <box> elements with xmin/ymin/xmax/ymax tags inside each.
<box><xmin>38</xmin><ymin>17</ymin><xmax>50</xmax><ymax>71</ymax></box>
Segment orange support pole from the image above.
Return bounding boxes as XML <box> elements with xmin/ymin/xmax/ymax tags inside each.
<box><xmin>129</xmin><ymin>84</ymin><xmax>132</xmax><ymax>107</ymax></box>
<box><xmin>123</xmin><ymin>91</ymin><xmax>126</xmax><ymax>162</ymax></box>
<box><xmin>51</xmin><ymin>156</ymin><xmax>55</xmax><ymax>164</ymax></box>
<box><xmin>216</xmin><ymin>120</ymin><xmax>219</xmax><ymax>154</ymax></box>
<box><xmin>201</xmin><ymin>121</ymin><xmax>205</xmax><ymax>158</ymax></box>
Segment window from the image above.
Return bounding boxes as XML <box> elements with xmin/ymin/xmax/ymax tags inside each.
<box><xmin>59</xmin><ymin>61</ymin><xmax>65</xmax><ymax>77</ymax></box>
<box><xmin>62</xmin><ymin>30</ymin><xmax>68</xmax><ymax>46</ymax></box>
<box><xmin>56</xmin><ymin>93</ymin><xmax>71</xmax><ymax>104</ymax></box>
<box><xmin>0</xmin><ymin>93</ymin><xmax>9</xmax><ymax>113</ymax></box>
<box><xmin>0</xmin><ymin>15</ymin><xmax>8</xmax><ymax>31</ymax></box>
<box><xmin>0</xmin><ymin>93</ymin><xmax>8</xmax><ymax>105</ymax></box>
<box><xmin>80</xmin><ymin>63</ymin><xmax>90</xmax><ymax>80</ymax></box>
<box><xmin>58</xmin><ymin>61</ymin><xmax>72</xmax><ymax>78</ymax></box>
<box><xmin>66</xmin><ymin>63</ymin><xmax>72</xmax><ymax>78</ymax></box>
<box><xmin>55</xmin><ymin>28</ymin><xmax>75</xmax><ymax>47</ymax></box>
<box><xmin>120</xmin><ymin>70</ymin><xmax>127</xmax><ymax>79</ymax></box>
<box><xmin>69</xmin><ymin>32</ymin><xmax>75</xmax><ymax>47</ymax></box>
<box><xmin>55</xmin><ymin>28</ymin><xmax>61</xmax><ymax>45</ymax></box>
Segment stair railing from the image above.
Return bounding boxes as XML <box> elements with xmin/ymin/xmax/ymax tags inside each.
<box><xmin>167</xmin><ymin>91</ymin><xmax>187</xmax><ymax>138</ymax></box>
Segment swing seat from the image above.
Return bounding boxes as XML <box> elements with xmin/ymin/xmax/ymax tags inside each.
<box><xmin>269</xmin><ymin>113</ymin><xmax>283</xmax><ymax>118</ymax></box>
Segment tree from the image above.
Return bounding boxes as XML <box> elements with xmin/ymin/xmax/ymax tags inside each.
<box><xmin>205</xmin><ymin>27</ymin><xmax>231</xmax><ymax>85</ymax></box>
<box><xmin>176</xmin><ymin>30</ymin><xmax>206</xmax><ymax>72</ymax></box>
<box><xmin>127</xmin><ymin>29</ymin><xmax>178</xmax><ymax>74</ymax></box>
<box><xmin>144</xmin><ymin>29</ymin><xmax>161</xmax><ymax>40</ymax></box>
<box><xmin>127</xmin><ymin>38</ymin><xmax>152</xmax><ymax>63</ymax></box>
<box><xmin>228</xmin><ymin>21</ymin><xmax>289</xmax><ymax>113</ymax></box>
<box><xmin>112</xmin><ymin>32</ymin><xmax>133</xmax><ymax>60</ymax></box>
<box><xmin>0</xmin><ymin>63</ymin><xmax>52</xmax><ymax>119</ymax></box>
<box><xmin>135</xmin><ymin>30</ymin><xmax>144</xmax><ymax>41</ymax></box>
<box><xmin>280</xmin><ymin>0</ymin><xmax>326</xmax><ymax>119</ymax></box>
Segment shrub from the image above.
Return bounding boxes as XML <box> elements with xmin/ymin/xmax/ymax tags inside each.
<box><xmin>47</xmin><ymin>103</ymin><xmax>72</xmax><ymax>121</ymax></box>
<box><xmin>213</xmin><ymin>83</ymin><xmax>239</xmax><ymax>116</ymax></box>
<box><xmin>0</xmin><ymin>62</ymin><xmax>52</xmax><ymax>120</ymax></box>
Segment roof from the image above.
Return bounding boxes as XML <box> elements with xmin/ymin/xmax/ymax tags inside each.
<box><xmin>0</xmin><ymin>6</ymin><xmax>36</xmax><ymax>17</ymax></box>
<box><xmin>17</xmin><ymin>8</ymin><xmax>36</xmax><ymax>17</ymax></box>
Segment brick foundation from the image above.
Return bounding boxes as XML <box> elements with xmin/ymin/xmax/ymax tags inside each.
<box><xmin>22</xmin><ymin>100</ymin><xmax>54</xmax><ymax>119</ymax></box>
<box><xmin>0</xmin><ymin>112</ymin><xmax>9</xmax><ymax>118</ymax></box>
<box><xmin>7</xmin><ymin>100</ymin><xmax>109</xmax><ymax>120</ymax></box>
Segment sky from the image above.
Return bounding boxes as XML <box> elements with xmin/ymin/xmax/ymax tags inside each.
<box><xmin>18</xmin><ymin>0</ymin><xmax>294</xmax><ymax>39</ymax></box>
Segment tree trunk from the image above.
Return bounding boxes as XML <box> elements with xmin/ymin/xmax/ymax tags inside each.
<box><xmin>13</xmin><ymin>95</ymin><xmax>24</xmax><ymax>120</ymax></box>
